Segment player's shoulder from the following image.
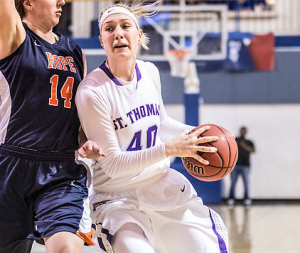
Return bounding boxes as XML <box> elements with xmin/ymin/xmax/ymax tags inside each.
<box><xmin>136</xmin><ymin>59</ymin><xmax>160</xmax><ymax>81</ymax></box>
<box><xmin>76</xmin><ymin>68</ymin><xmax>105</xmax><ymax>102</ymax></box>
<box><xmin>80</xmin><ymin>67</ymin><xmax>103</xmax><ymax>84</ymax></box>
<box><xmin>58</xmin><ymin>35</ymin><xmax>82</xmax><ymax>55</ymax></box>
<box><xmin>62</xmin><ymin>35</ymin><xmax>80</xmax><ymax>49</ymax></box>
<box><xmin>136</xmin><ymin>59</ymin><xmax>158</xmax><ymax>72</ymax></box>
<box><xmin>78</xmin><ymin>66</ymin><xmax>112</xmax><ymax>92</ymax></box>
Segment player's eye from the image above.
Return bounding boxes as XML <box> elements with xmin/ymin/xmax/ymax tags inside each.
<box><xmin>105</xmin><ymin>26</ymin><xmax>113</xmax><ymax>32</ymax></box>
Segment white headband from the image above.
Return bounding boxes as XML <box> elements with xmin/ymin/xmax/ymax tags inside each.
<box><xmin>99</xmin><ymin>6</ymin><xmax>139</xmax><ymax>34</ymax></box>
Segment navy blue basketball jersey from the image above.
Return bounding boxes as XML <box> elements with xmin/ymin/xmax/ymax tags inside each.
<box><xmin>0</xmin><ymin>23</ymin><xmax>84</xmax><ymax>151</ymax></box>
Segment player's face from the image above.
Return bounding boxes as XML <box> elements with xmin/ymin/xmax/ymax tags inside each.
<box><xmin>100</xmin><ymin>13</ymin><xmax>142</xmax><ymax>60</ymax></box>
<box><xmin>26</xmin><ymin>0</ymin><xmax>65</xmax><ymax>28</ymax></box>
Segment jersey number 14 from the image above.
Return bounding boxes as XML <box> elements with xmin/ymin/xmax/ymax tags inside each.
<box><xmin>49</xmin><ymin>75</ymin><xmax>74</xmax><ymax>108</ymax></box>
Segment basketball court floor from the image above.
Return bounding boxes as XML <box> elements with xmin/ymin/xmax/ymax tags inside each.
<box><xmin>213</xmin><ymin>201</ymin><xmax>300</xmax><ymax>253</ymax></box>
<box><xmin>31</xmin><ymin>200</ymin><xmax>300</xmax><ymax>253</ymax></box>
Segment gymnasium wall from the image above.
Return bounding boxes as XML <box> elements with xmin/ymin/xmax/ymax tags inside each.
<box><xmin>72</xmin><ymin>0</ymin><xmax>300</xmax><ymax>38</ymax></box>
<box><xmin>84</xmin><ymin>48</ymin><xmax>300</xmax><ymax>200</ymax></box>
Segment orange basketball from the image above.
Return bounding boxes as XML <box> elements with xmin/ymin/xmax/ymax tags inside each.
<box><xmin>181</xmin><ymin>123</ymin><xmax>238</xmax><ymax>182</ymax></box>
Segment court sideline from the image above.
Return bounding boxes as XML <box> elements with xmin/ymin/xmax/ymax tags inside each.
<box><xmin>31</xmin><ymin>201</ymin><xmax>300</xmax><ymax>253</ymax></box>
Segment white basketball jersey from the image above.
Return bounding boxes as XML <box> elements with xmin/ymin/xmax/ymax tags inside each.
<box><xmin>76</xmin><ymin>60</ymin><xmax>171</xmax><ymax>192</ymax></box>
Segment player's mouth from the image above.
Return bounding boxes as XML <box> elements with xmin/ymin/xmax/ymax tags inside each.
<box><xmin>56</xmin><ymin>11</ymin><xmax>62</xmax><ymax>17</ymax></box>
<box><xmin>114</xmin><ymin>44</ymin><xmax>128</xmax><ymax>49</ymax></box>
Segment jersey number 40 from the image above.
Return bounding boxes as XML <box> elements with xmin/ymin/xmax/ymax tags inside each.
<box><xmin>127</xmin><ymin>125</ymin><xmax>158</xmax><ymax>151</ymax></box>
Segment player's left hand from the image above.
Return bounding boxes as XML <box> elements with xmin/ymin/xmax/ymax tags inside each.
<box><xmin>78</xmin><ymin>140</ymin><xmax>105</xmax><ymax>159</ymax></box>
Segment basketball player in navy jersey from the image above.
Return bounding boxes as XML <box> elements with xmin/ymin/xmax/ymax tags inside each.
<box><xmin>0</xmin><ymin>0</ymin><xmax>103</xmax><ymax>252</ymax></box>
<box><xmin>76</xmin><ymin>2</ymin><xmax>229</xmax><ymax>253</ymax></box>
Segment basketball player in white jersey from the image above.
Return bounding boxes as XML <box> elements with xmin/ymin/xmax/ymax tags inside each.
<box><xmin>76</xmin><ymin>1</ymin><xmax>229</xmax><ymax>253</ymax></box>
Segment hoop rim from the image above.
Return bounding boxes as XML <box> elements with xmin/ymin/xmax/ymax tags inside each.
<box><xmin>166</xmin><ymin>49</ymin><xmax>192</xmax><ymax>60</ymax></box>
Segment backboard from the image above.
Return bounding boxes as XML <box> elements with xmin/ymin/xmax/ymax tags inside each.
<box><xmin>138</xmin><ymin>1</ymin><xmax>228</xmax><ymax>61</ymax></box>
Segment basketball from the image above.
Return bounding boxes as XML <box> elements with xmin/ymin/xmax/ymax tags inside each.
<box><xmin>181</xmin><ymin>123</ymin><xmax>238</xmax><ymax>182</ymax></box>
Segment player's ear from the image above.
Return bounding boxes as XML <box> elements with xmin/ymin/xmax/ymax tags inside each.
<box><xmin>23</xmin><ymin>0</ymin><xmax>33</xmax><ymax>10</ymax></box>
<box><xmin>138</xmin><ymin>29</ymin><xmax>143</xmax><ymax>43</ymax></box>
<box><xmin>99</xmin><ymin>35</ymin><xmax>104</xmax><ymax>48</ymax></box>
<box><xmin>23</xmin><ymin>0</ymin><xmax>31</xmax><ymax>9</ymax></box>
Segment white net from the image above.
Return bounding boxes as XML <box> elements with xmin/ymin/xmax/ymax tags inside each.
<box><xmin>166</xmin><ymin>50</ymin><xmax>192</xmax><ymax>78</ymax></box>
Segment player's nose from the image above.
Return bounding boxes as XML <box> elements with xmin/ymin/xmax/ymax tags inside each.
<box><xmin>58</xmin><ymin>0</ymin><xmax>65</xmax><ymax>7</ymax></box>
<box><xmin>114</xmin><ymin>26</ymin><xmax>124</xmax><ymax>39</ymax></box>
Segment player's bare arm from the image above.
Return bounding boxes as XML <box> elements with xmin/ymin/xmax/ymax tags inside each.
<box><xmin>0</xmin><ymin>0</ymin><xmax>26</xmax><ymax>60</ymax></box>
<box><xmin>82</xmin><ymin>50</ymin><xmax>87</xmax><ymax>77</ymax></box>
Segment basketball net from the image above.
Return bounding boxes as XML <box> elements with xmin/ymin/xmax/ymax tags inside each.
<box><xmin>184</xmin><ymin>61</ymin><xmax>200</xmax><ymax>93</ymax></box>
<box><xmin>166</xmin><ymin>49</ymin><xmax>192</xmax><ymax>78</ymax></box>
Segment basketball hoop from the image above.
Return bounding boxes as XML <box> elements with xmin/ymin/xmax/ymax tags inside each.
<box><xmin>166</xmin><ymin>49</ymin><xmax>192</xmax><ymax>78</ymax></box>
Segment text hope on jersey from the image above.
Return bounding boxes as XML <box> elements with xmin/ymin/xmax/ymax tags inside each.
<box><xmin>46</xmin><ymin>52</ymin><xmax>76</xmax><ymax>73</ymax></box>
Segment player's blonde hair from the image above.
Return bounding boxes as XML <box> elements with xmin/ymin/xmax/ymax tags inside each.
<box><xmin>98</xmin><ymin>1</ymin><xmax>160</xmax><ymax>50</ymax></box>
